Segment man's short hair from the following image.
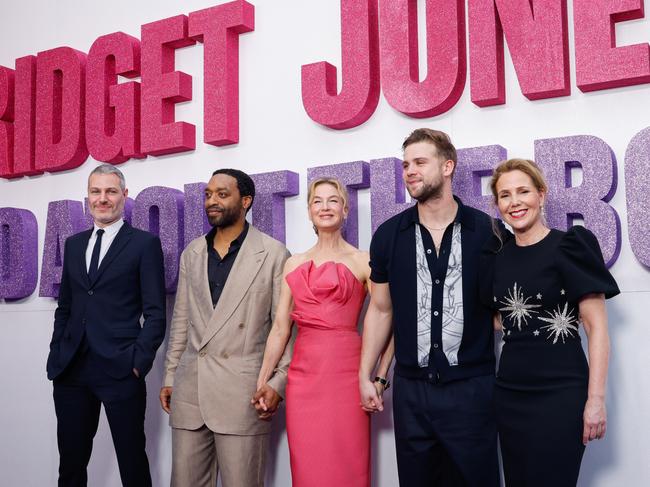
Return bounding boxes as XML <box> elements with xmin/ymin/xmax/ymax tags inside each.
<box><xmin>88</xmin><ymin>164</ymin><xmax>126</xmax><ymax>190</ymax></box>
<box><xmin>402</xmin><ymin>128</ymin><xmax>458</xmax><ymax>172</ymax></box>
<box><xmin>212</xmin><ymin>168</ymin><xmax>256</xmax><ymax>212</ymax></box>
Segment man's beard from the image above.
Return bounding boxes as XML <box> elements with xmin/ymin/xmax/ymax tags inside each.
<box><xmin>408</xmin><ymin>179</ymin><xmax>443</xmax><ymax>203</ymax></box>
<box><xmin>206</xmin><ymin>204</ymin><xmax>242</xmax><ymax>228</ymax></box>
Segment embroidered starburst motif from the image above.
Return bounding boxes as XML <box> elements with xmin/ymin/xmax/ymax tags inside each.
<box><xmin>499</xmin><ymin>283</ymin><xmax>541</xmax><ymax>331</ymax></box>
<box><xmin>538</xmin><ymin>302</ymin><xmax>579</xmax><ymax>344</ymax></box>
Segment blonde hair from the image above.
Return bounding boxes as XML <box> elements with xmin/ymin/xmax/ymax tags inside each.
<box><xmin>307</xmin><ymin>178</ymin><xmax>349</xmax><ymax>235</ymax></box>
<box><xmin>489</xmin><ymin>159</ymin><xmax>549</xmax><ymax>249</ymax></box>
<box><xmin>490</xmin><ymin>158</ymin><xmax>548</xmax><ymax>203</ymax></box>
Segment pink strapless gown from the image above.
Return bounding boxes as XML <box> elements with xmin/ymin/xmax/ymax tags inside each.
<box><xmin>285</xmin><ymin>261</ymin><xmax>370</xmax><ymax>487</ymax></box>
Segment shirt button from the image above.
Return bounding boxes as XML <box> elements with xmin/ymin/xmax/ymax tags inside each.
<box><xmin>88</xmin><ymin>290</ymin><xmax>93</xmax><ymax>295</ymax></box>
<box><xmin>435</xmin><ymin>279</ymin><xmax>440</xmax><ymax>284</ymax></box>
<box><xmin>216</xmin><ymin>283</ymin><xmax>221</xmax><ymax>287</ymax></box>
<box><xmin>426</xmin><ymin>249</ymin><xmax>432</xmax><ymax>254</ymax></box>
<box><xmin>222</xmin><ymin>352</ymin><xmax>229</xmax><ymax>359</ymax></box>
<box><xmin>433</xmin><ymin>310</ymin><xmax>439</xmax><ymax>317</ymax></box>
<box><xmin>433</xmin><ymin>343</ymin><xmax>439</xmax><ymax>349</ymax></box>
<box><xmin>238</xmin><ymin>323</ymin><xmax>245</xmax><ymax>329</ymax></box>
<box><xmin>199</xmin><ymin>350</ymin><xmax>207</xmax><ymax>357</ymax></box>
<box><xmin>428</xmin><ymin>373</ymin><xmax>433</xmax><ymax>379</ymax></box>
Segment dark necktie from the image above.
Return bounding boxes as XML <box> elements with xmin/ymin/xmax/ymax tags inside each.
<box><xmin>88</xmin><ymin>229</ymin><xmax>105</xmax><ymax>281</ymax></box>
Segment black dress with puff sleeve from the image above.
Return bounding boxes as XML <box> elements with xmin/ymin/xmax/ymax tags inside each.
<box><xmin>488</xmin><ymin>226</ymin><xmax>619</xmax><ymax>487</ymax></box>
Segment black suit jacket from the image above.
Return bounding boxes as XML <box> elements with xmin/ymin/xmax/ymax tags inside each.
<box><xmin>46</xmin><ymin>221</ymin><xmax>167</xmax><ymax>380</ymax></box>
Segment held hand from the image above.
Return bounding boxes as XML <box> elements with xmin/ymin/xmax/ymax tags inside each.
<box><xmin>373</xmin><ymin>381</ymin><xmax>386</xmax><ymax>398</ymax></box>
<box><xmin>360</xmin><ymin>379</ymin><xmax>384</xmax><ymax>413</ymax></box>
<box><xmin>583</xmin><ymin>396</ymin><xmax>607</xmax><ymax>445</ymax></box>
<box><xmin>251</xmin><ymin>384</ymin><xmax>281</xmax><ymax>420</ymax></box>
<box><xmin>160</xmin><ymin>387</ymin><xmax>173</xmax><ymax>414</ymax></box>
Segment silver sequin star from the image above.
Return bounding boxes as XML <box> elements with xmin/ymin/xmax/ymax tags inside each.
<box><xmin>536</xmin><ymin>293</ymin><xmax>542</xmax><ymax>300</ymax></box>
<box><xmin>499</xmin><ymin>283</ymin><xmax>541</xmax><ymax>331</ymax></box>
<box><xmin>533</xmin><ymin>330</ymin><xmax>540</xmax><ymax>336</ymax></box>
<box><xmin>538</xmin><ymin>303</ymin><xmax>579</xmax><ymax>344</ymax></box>
<box><xmin>560</xmin><ymin>289</ymin><xmax>566</xmax><ymax>295</ymax></box>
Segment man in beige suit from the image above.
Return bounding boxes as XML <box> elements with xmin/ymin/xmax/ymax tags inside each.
<box><xmin>160</xmin><ymin>168</ymin><xmax>291</xmax><ymax>487</ymax></box>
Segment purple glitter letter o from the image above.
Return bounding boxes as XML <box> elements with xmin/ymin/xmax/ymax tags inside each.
<box><xmin>132</xmin><ymin>186</ymin><xmax>184</xmax><ymax>293</ymax></box>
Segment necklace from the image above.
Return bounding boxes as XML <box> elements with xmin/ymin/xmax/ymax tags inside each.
<box><xmin>421</xmin><ymin>221</ymin><xmax>452</xmax><ymax>232</ymax></box>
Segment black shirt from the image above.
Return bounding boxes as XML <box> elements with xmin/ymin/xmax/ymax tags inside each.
<box><xmin>369</xmin><ymin>197</ymin><xmax>501</xmax><ymax>383</ymax></box>
<box><xmin>206</xmin><ymin>223</ymin><xmax>249</xmax><ymax>307</ymax></box>
<box><xmin>487</xmin><ymin>227</ymin><xmax>619</xmax><ymax>389</ymax></box>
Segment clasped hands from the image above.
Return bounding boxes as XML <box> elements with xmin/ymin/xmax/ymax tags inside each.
<box><xmin>160</xmin><ymin>383</ymin><xmax>282</xmax><ymax>421</ymax></box>
<box><xmin>359</xmin><ymin>379</ymin><xmax>387</xmax><ymax>413</ymax></box>
<box><xmin>251</xmin><ymin>383</ymin><xmax>282</xmax><ymax>420</ymax></box>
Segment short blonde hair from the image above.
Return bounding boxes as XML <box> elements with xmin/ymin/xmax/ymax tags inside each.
<box><xmin>307</xmin><ymin>178</ymin><xmax>349</xmax><ymax>235</ymax></box>
<box><xmin>307</xmin><ymin>178</ymin><xmax>349</xmax><ymax>210</ymax></box>
<box><xmin>490</xmin><ymin>158</ymin><xmax>548</xmax><ymax>203</ymax></box>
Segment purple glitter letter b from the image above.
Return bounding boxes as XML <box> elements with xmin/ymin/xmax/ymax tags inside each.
<box><xmin>535</xmin><ymin>135</ymin><xmax>620</xmax><ymax>266</ymax></box>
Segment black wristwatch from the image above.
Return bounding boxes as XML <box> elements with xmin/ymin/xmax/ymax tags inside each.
<box><xmin>374</xmin><ymin>376</ymin><xmax>391</xmax><ymax>390</ymax></box>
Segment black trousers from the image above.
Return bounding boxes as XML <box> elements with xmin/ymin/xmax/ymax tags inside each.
<box><xmin>53</xmin><ymin>350</ymin><xmax>151</xmax><ymax>487</ymax></box>
<box><xmin>393</xmin><ymin>374</ymin><xmax>500</xmax><ymax>487</ymax></box>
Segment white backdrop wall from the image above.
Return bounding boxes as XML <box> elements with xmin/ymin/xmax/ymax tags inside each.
<box><xmin>1</xmin><ymin>1</ymin><xmax>649</xmax><ymax>486</ymax></box>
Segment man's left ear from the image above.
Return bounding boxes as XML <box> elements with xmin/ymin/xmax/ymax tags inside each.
<box><xmin>242</xmin><ymin>195</ymin><xmax>253</xmax><ymax>211</ymax></box>
<box><xmin>444</xmin><ymin>159</ymin><xmax>455</xmax><ymax>177</ymax></box>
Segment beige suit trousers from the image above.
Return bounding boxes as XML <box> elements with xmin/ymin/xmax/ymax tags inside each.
<box><xmin>171</xmin><ymin>426</ymin><xmax>269</xmax><ymax>487</ymax></box>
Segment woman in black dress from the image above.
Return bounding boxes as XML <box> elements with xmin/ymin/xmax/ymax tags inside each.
<box><xmin>486</xmin><ymin>159</ymin><xmax>619</xmax><ymax>486</ymax></box>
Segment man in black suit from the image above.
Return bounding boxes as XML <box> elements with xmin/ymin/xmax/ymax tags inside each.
<box><xmin>46</xmin><ymin>164</ymin><xmax>166</xmax><ymax>487</ymax></box>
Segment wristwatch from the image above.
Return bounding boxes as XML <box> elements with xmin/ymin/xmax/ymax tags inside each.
<box><xmin>374</xmin><ymin>376</ymin><xmax>391</xmax><ymax>390</ymax></box>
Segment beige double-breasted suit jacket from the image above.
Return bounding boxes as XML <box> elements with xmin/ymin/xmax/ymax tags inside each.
<box><xmin>163</xmin><ymin>225</ymin><xmax>292</xmax><ymax>435</ymax></box>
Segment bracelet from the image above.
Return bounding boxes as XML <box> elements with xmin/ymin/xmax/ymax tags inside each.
<box><xmin>374</xmin><ymin>376</ymin><xmax>391</xmax><ymax>390</ymax></box>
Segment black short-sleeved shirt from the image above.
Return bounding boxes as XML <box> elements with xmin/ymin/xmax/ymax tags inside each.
<box><xmin>206</xmin><ymin>223</ymin><xmax>249</xmax><ymax>307</ymax></box>
<box><xmin>487</xmin><ymin>226</ymin><xmax>619</xmax><ymax>390</ymax></box>
<box><xmin>370</xmin><ymin>197</ymin><xmax>501</xmax><ymax>383</ymax></box>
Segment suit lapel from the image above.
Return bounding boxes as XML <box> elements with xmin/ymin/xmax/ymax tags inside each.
<box><xmin>190</xmin><ymin>241</ymin><xmax>215</xmax><ymax>328</ymax></box>
<box><xmin>200</xmin><ymin>226</ymin><xmax>267</xmax><ymax>348</ymax></box>
<box><xmin>88</xmin><ymin>222</ymin><xmax>133</xmax><ymax>287</ymax></box>
<box><xmin>77</xmin><ymin>229</ymin><xmax>94</xmax><ymax>288</ymax></box>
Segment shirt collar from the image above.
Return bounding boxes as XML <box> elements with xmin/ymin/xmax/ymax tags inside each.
<box><xmin>205</xmin><ymin>221</ymin><xmax>250</xmax><ymax>250</ymax></box>
<box><xmin>400</xmin><ymin>196</ymin><xmax>473</xmax><ymax>231</ymax></box>
<box><xmin>93</xmin><ymin>218</ymin><xmax>124</xmax><ymax>238</ymax></box>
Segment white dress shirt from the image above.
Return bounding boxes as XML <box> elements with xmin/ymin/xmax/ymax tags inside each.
<box><xmin>85</xmin><ymin>219</ymin><xmax>125</xmax><ymax>272</ymax></box>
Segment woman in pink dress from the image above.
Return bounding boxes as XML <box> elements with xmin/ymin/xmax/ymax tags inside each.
<box><xmin>254</xmin><ymin>178</ymin><xmax>392</xmax><ymax>487</ymax></box>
